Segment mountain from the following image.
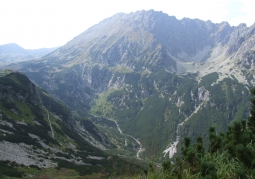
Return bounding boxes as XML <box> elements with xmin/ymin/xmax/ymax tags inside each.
<box><xmin>26</xmin><ymin>47</ymin><xmax>59</xmax><ymax>57</ymax></box>
<box><xmin>0</xmin><ymin>43</ymin><xmax>58</xmax><ymax>65</ymax></box>
<box><xmin>4</xmin><ymin>10</ymin><xmax>255</xmax><ymax>161</ymax></box>
<box><xmin>0</xmin><ymin>43</ymin><xmax>29</xmax><ymax>56</ymax></box>
<box><xmin>0</xmin><ymin>72</ymin><xmax>140</xmax><ymax>178</ymax></box>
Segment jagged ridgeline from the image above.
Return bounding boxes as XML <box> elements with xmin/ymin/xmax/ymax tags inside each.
<box><xmin>0</xmin><ymin>72</ymin><xmax>141</xmax><ymax>178</ymax></box>
<box><xmin>5</xmin><ymin>10</ymin><xmax>255</xmax><ymax>161</ymax></box>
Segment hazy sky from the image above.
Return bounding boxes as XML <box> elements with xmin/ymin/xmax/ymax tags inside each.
<box><xmin>0</xmin><ymin>0</ymin><xmax>255</xmax><ymax>49</ymax></box>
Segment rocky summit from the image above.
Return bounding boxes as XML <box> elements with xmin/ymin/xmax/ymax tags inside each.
<box><xmin>3</xmin><ymin>10</ymin><xmax>255</xmax><ymax>163</ymax></box>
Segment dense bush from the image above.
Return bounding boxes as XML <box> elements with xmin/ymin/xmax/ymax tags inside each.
<box><xmin>148</xmin><ymin>88</ymin><xmax>255</xmax><ymax>178</ymax></box>
<box><xmin>0</xmin><ymin>161</ymin><xmax>23</xmax><ymax>178</ymax></box>
<box><xmin>1</xmin><ymin>98</ymin><xmax>20</xmax><ymax>113</ymax></box>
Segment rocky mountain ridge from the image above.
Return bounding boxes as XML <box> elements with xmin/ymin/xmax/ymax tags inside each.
<box><xmin>40</xmin><ymin>10</ymin><xmax>255</xmax><ymax>73</ymax></box>
<box><xmin>3</xmin><ymin>10</ymin><xmax>255</xmax><ymax>160</ymax></box>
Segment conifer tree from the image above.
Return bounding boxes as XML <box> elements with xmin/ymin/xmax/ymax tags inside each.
<box><xmin>159</xmin><ymin>88</ymin><xmax>255</xmax><ymax>178</ymax></box>
<box><xmin>248</xmin><ymin>88</ymin><xmax>255</xmax><ymax>133</ymax></box>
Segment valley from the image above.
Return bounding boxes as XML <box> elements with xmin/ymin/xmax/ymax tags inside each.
<box><xmin>0</xmin><ymin>9</ymin><xmax>255</xmax><ymax>178</ymax></box>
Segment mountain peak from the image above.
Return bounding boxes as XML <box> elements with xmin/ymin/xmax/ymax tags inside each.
<box><xmin>6</xmin><ymin>10</ymin><xmax>255</xmax><ymax>164</ymax></box>
<box><xmin>0</xmin><ymin>43</ymin><xmax>28</xmax><ymax>55</ymax></box>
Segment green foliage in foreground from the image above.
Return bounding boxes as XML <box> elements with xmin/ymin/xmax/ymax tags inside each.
<box><xmin>142</xmin><ymin>88</ymin><xmax>255</xmax><ymax>179</ymax></box>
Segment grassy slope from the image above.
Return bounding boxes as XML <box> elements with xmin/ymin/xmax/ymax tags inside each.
<box><xmin>0</xmin><ymin>73</ymin><xmax>142</xmax><ymax>178</ymax></box>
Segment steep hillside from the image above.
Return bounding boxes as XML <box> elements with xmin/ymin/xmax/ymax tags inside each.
<box><xmin>0</xmin><ymin>72</ymin><xmax>140</xmax><ymax>178</ymax></box>
<box><xmin>3</xmin><ymin>10</ymin><xmax>255</xmax><ymax>161</ymax></box>
<box><xmin>90</xmin><ymin>71</ymin><xmax>250</xmax><ymax>160</ymax></box>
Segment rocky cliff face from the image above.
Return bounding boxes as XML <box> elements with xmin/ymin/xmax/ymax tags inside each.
<box><xmin>5</xmin><ymin>10</ymin><xmax>255</xmax><ymax>160</ymax></box>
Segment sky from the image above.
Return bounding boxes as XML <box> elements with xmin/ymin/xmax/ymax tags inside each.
<box><xmin>0</xmin><ymin>0</ymin><xmax>255</xmax><ymax>49</ymax></box>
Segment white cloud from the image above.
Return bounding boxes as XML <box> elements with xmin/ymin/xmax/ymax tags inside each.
<box><xmin>231</xmin><ymin>0</ymin><xmax>255</xmax><ymax>26</ymax></box>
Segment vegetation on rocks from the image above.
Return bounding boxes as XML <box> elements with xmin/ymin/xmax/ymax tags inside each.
<box><xmin>0</xmin><ymin>72</ymin><xmax>142</xmax><ymax>178</ymax></box>
<box><xmin>1</xmin><ymin>10</ymin><xmax>255</xmax><ymax>178</ymax></box>
<box><xmin>140</xmin><ymin>88</ymin><xmax>255</xmax><ymax>179</ymax></box>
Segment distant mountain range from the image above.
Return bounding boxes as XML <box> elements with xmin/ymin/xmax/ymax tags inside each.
<box><xmin>2</xmin><ymin>9</ymin><xmax>255</xmax><ymax>164</ymax></box>
<box><xmin>0</xmin><ymin>43</ymin><xmax>30</xmax><ymax>56</ymax></box>
<box><xmin>0</xmin><ymin>43</ymin><xmax>58</xmax><ymax>65</ymax></box>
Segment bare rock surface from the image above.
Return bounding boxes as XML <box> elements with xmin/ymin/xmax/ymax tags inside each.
<box><xmin>0</xmin><ymin>141</ymin><xmax>56</xmax><ymax>168</ymax></box>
